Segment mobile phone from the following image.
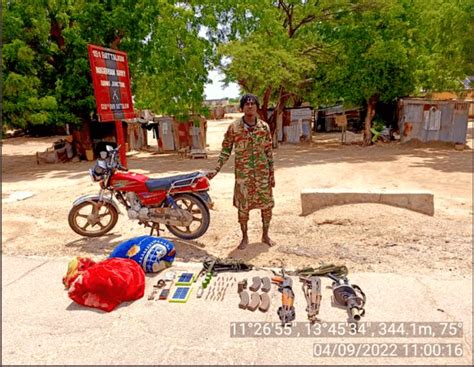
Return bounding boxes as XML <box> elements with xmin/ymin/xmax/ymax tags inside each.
<box><xmin>158</xmin><ymin>289</ymin><xmax>170</xmax><ymax>300</ymax></box>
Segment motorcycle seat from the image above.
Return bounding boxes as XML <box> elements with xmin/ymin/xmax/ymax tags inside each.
<box><xmin>145</xmin><ymin>171</ymin><xmax>201</xmax><ymax>192</ymax></box>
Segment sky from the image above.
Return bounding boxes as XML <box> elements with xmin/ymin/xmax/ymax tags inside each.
<box><xmin>204</xmin><ymin>69</ymin><xmax>240</xmax><ymax>100</ymax></box>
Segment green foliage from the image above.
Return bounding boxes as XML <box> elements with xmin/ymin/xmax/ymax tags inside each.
<box><xmin>132</xmin><ymin>5</ymin><xmax>212</xmax><ymax>116</ymax></box>
<box><xmin>203</xmin><ymin>0</ymin><xmax>472</xmax><ymax>109</ymax></box>
<box><xmin>206</xmin><ymin>0</ymin><xmax>348</xmax><ymax>106</ymax></box>
<box><xmin>201</xmin><ymin>105</ymin><xmax>211</xmax><ymax>119</ymax></box>
<box><xmin>319</xmin><ymin>1</ymin><xmax>416</xmax><ymax>104</ymax></box>
<box><xmin>313</xmin><ymin>0</ymin><xmax>473</xmax><ymax>106</ymax></box>
<box><xmin>370</xmin><ymin>117</ymin><xmax>386</xmax><ymax>142</ymax></box>
<box><xmin>218</xmin><ymin>32</ymin><xmax>316</xmax><ymax>98</ymax></box>
<box><xmin>175</xmin><ymin>112</ymin><xmax>191</xmax><ymax>123</ymax></box>
<box><xmin>2</xmin><ymin>0</ymin><xmax>213</xmax><ymax>130</ymax></box>
<box><xmin>370</xmin><ymin>117</ymin><xmax>385</xmax><ymax>143</ymax></box>
<box><xmin>372</xmin><ymin>118</ymin><xmax>386</xmax><ymax>132</ymax></box>
<box><xmin>3</xmin><ymin>0</ymin><xmax>472</xmax><ymax>133</ymax></box>
<box><xmin>412</xmin><ymin>0</ymin><xmax>473</xmax><ymax>91</ymax></box>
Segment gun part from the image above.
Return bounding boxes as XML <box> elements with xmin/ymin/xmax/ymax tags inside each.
<box><xmin>261</xmin><ymin>277</ymin><xmax>271</xmax><ymax>292</ymax></box>
<box><xmin>249</xmin><ymin>276</ymin><xmax>261</xmax><ymax>292</ymax></box>
<box><xmin>273</xmin><ymin>271</ymin><xmax>296</xmax><ymax>326</ymax></box>
<box><xmin>247</xmin><ymin>292</ymin><xmax>260</xmax><ymax>311</ymax></box>
<box><xmin>259</xmin><ymin>293</ymin><xmax>271</xmax><ymax>312</ymax></box>
<box><xmin>205</xmin><ymin>286</ymin><xmax>212</xmax><ymax>300</ymax></box>
<box><xmin>239</xmin><ymin>291</ymin><xmax>249</xmax><ymax>309</ymax></box>
<box><xmin>196</xmin><ymin>286</ymin><xmax>204</xmax><ymax>298</ymax></box>
<box><xmin>327</xmin><ymin>273</ymin><xmax>366</xmax><ymax>322</ymax></box>
<box><xmin>237</xmin><ymin>279</ymin><xmax>247</xmax><ymax>293</ymax></box>
<box><xmin>300</xmin><ymin>276</ymin><xmax>322</xmax><ymax>324</ymax></box>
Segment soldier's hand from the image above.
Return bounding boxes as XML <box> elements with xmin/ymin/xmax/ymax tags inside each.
<box><xmin>270</xmin><ymin>175</ymin><xmax>275</xmax><ymax>188</ymax></box>
<box><xmin>205</xmin><ymin>169</ymin><xmax>217</xmax><ymax>180</ymax></box>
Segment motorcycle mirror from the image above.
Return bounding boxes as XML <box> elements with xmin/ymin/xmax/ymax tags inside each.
<box><xmin>99</xmin><ymin>151</ymin><xmax>108</xmax><ymax>159</ymax></box>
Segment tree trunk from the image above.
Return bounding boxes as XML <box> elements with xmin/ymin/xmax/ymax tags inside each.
<box><xmin>110</xmin><ymin>35</ymin><xmax>123</xmax><ymax>49</ymax></box>
<box><xmin>363</xmin><ymin>94</ymin><xmax>379</xmax><ymax>145</ymax></box>
<box><xmin>267</xmin><ymin>86</ymin><xmax>291</xmax><ymax>140</ymax></box>
<box><xmin>257</xmin><ymin>86</ymin><xmax>272</xmax><ymax>122</ymax></box>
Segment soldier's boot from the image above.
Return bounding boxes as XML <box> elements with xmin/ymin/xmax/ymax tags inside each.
<box><xmin>238</xmin><ymin>222</ymin><xmax>249</xmax><ymax>250</ymax></box>
<box><xmin>262</xmin><ymin>223</ymin><xmax>275</xmax><ymax>247</ymax></box>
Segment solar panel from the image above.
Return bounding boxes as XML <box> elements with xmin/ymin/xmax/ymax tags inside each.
<box><xmin>175</xmin><ymin>272</ymin><xmax>195</xmax><ymax>286</ymax></box>
<box><xmin>169</xmin><ymin>287</ymin><xmax>192</xmax><ymax>303</ymax></box>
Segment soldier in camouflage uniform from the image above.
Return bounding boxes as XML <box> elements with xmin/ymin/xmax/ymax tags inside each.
<box><xmin>207</xmin><ymin>94</ymin><xmax>275</xmax><ymax>249</ymax></box>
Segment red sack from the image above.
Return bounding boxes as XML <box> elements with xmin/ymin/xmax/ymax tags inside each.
<box><xmin>68</xmin><ymin>258</ymin><xmax>145</xmax><ymax>312</ymax></box>
<box><xmin>62</xmin><ymin>257</ymin><xmax>97</xmax><ymax>289</ymax></box>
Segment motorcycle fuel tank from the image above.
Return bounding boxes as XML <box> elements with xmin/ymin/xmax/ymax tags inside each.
<box><xmin>110</xmin><ymin>171</ymin><xmax>149</xmax><ymax>192</ymax></box>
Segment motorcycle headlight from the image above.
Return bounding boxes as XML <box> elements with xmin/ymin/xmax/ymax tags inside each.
<box><xmin>89</xmin><ymin>168</ymin><xmax>101</xmax><ymax>182</ymax></box>
<box><xmin>89</xmin><ymin>160</ymin><xmax>108</xmax><ymax>182</ymax></box>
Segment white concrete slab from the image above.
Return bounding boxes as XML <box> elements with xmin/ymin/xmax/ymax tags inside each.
<box><xmin>301</xmin><ymin>189</ymin><xmax>435</xmax><ymax>216</ymax></box>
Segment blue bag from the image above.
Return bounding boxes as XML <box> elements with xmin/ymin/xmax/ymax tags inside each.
<box><xmin>109</xmin><ymin>236</ymin><xmax>176</xmax><ymax>273</ymax></box>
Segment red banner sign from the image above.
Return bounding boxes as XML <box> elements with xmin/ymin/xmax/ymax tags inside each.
<box><xmin>88</xmin><ymin>44</ymin><xmax>135</xmax><ymax>122</ymax></box>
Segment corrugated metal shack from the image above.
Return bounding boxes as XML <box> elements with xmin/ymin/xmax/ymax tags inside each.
<box><xmin>431</xmin><ymin>90</ymin><xmax>474</xmax><ymax>119</ymax></box>
<box><xmin>74</xmin><ymin>119</ymin><xmax>145</xmax><ymax>160</ymax></box>
<box><xmin>398</xmin><ymin>98</ymin><xmax>469</xmax><ymax>144</ymax></box>
<box><xmin>281</xmin><ymin>107</ymin><xmax>313</xmax><ymax>143</ymax></box>
<box><xmin>265</xmin><ymin>106</ymin><xmax>314</xmax><ymax>144</ymax></box>
<box><xmin>151</xmin><ymin>115</ymin><xmax>207</xmax><ymax>155</ymax></box>
<box><xmin>315</xmin><ymin>105</ymin><xmax>364</xmax><ymax>132</ymax></box>
<box><xmin>154</xmin><ymin>116</ymin><xmax>176</xmax><ymax>151</ymax></box>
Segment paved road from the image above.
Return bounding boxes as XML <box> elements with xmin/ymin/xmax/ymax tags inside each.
<box><xmin>2</xmin><ymin>255</ymin><xmax>472</xmax><ymax>365</ymax></box>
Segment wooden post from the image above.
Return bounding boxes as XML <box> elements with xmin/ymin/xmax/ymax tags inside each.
<box><xmin>115</xmin><ymin>120</ymin><xmax>127</xmax><ymax>167</ymax></box>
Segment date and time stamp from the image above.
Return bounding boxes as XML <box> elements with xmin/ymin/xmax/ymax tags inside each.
<box><xmin>230</xmin><ymin>322</ymin><xmax>466</xmax><ymax>358</ymax></box>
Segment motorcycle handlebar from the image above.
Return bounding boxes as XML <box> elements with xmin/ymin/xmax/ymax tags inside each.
<box><xmin>107</xmin><ymin>146</ymin><xmax>128</xmax><ymax>171</ymax></box>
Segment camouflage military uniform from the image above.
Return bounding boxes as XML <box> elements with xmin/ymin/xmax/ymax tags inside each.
<box><xmin>214</xmin><ymin>117</ymin><xmax>274</xmax><ymax>224</ymax></box>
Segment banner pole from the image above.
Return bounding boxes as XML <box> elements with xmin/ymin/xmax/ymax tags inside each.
<box><xmin>115</xmin><ymin>120</ymin><xmax>127</xmax><ymax>167</ymax></box>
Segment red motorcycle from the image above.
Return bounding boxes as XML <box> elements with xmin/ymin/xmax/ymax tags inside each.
<box><xmin>68</xmin><ymin>145</ymin><xmax>213</xmax><ymax>240</ymax></box>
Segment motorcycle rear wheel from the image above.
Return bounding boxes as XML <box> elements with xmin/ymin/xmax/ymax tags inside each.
<box><xmin>166</xmin><ymin>194</ymin><xmax>210</xmax><ymax>240</ymax></box>
<box><xmin>68</xmin><ymin>200</ymin><xmax>119</xmax><ymax>237</ymax></box>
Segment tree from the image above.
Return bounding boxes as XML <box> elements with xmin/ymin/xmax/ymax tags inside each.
<box><xmin>316</xmin><ymin>0</ymin><xmax>474</xmax><ymax>144</ymax></box>
<box><xmin>2</xmin><ymin>0</ymin><xmax>213</xmax><ymax>132</ymax></box>
<box><xmin>412</xmin><ymin>0</ymin><xmax>473</xmax><ymax>92</ymax></box>
<box><xmin>198</xmin><ymin>0</ymin><xmax>473</xmax><ymax>144</ymax></box>
<box><xmin>132</xmin><ymin>1</ymin><xmax>213</xmax><ymax>118</ymax></box>
<box><xmin>314</xmin><ymin>0</ymin><xmax>419</xmax><ymax>143</ymax></box>
<box><xmin>195</xmin><ymin>0</ymin><xmax>369</xmax><ymax>137</ymax></box>
<box><xmin>2</xmin><ymin>1</ymin><xmax>62</xmax><ymax>130</ymax></box>
<box><xmin>3</xmin><ymin>0</ymin><xmax>471</xmax><ymax>143</ymax></box>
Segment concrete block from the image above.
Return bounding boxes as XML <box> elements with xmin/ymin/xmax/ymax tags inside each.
<box><xmin>301</xmin><ymin>189</ymin><xmax>434</xmax><ymax>216</ymax></box>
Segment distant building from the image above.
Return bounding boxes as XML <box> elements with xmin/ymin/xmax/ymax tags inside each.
<box><xmin>204</xmin><ymin>98</ymin><xmax>229</xmax><ymax>107</ymax></box>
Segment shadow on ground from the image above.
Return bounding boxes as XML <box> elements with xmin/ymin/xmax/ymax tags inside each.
<box><xmin>2</xmin><ymin>135</ymin><xmax>473</xmax><ymax>185</ymax></box>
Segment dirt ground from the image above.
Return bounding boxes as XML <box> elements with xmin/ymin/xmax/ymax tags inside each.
<box><xmin>2</xmin><ymin>114</ymin><xmax>472</xmax><ymax>276</ymax></box>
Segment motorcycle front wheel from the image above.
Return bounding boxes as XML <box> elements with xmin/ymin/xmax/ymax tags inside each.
<box><xmin>68</xmin><ymin>200</ymin><xmax>119</xmax><ymax>237</ymax></box>
<box><xmin>166</xmin><ymin>193</ymin><xmax>210</xmax><ymax>240</ymax></box>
